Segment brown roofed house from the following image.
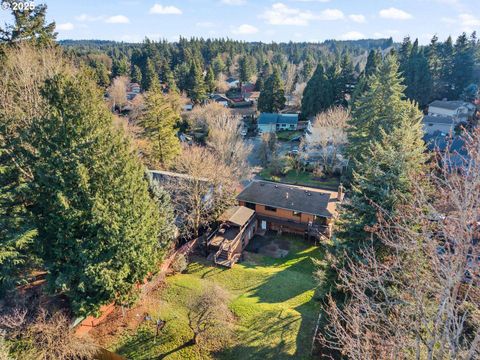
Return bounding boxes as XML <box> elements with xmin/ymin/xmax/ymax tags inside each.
<box><xmin>208</xmin><ymin>206</ymin><xmax>256</xmax><ymax>267</ymax></box>
<box><xmin>237</xmin><ymin>180</ymin><xmax>342</xmax><ymax>239</ymax></box>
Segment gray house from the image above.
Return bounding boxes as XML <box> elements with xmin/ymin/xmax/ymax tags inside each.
<box><xmin>422</xmin><ymin>115</ymin><xmax>456</xmax><ymax>135</ymax></box>
<box><xmin>257</xmin><ymin>113</ymin><xmax>299</xmax><ymax>133</ymax></box>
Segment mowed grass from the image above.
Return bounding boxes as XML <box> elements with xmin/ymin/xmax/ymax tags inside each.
<box><xmin>259</xmin><ymin>167</ymin><xmax>340</xmax><ymax>190</ymax></box>
<box><xmin>112</xmin><ymin>236</ymin><xmax>325</xmax><ymax>360</ymax></box>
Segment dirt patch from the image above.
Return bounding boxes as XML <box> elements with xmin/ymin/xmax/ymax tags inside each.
<box><xmin>88</xmin><ymin>283</ymin><xmax>167</xmax><ymax>348</ymax></box>
<box><xmin>246</xmin><ymin>234</ymin><xmax>290</xmax><ymax>258</ymax></box>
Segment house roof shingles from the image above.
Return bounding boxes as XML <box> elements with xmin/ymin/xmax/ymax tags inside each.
<box><xmin>219</xmin><ymin>206</ymin><xmax>255</xmax><ymax>227</ymax></box>
<box><xmin>429</xmin><ymin>100</ymin><xmax>469</xmax><ymax>111</ymax></box>
<box><xmin>257</xmin><ymin>113</ymin><xmax>299</xmax><ymax>125</ymax></box>
<box><xmin>237</xmin><ymin>180</ymin><xmax>338</xmax><ymax>218</ymax></box>
<box><xmin>423</xmin><ymin>115</ymin><xmax>455</xmax><ymax>125</ymax></box>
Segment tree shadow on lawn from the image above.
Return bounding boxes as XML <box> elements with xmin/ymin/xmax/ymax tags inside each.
<box><xmin>115</xmin><ymin>326</ymin><xmax>197</xmax><ymax>360</ymax></box>
<box><xmin>219</xmin><ymin>255</ymin><xmax>323</xmax><ymax>359</ymax></box>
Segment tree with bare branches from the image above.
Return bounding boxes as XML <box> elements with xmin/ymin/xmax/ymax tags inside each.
<box><xmin>319</xmin><ymin>131</ymin><xmax>480</xmax><ymax>359</ymax></box>
<box><xmin>168</xmin><ymin>145</ymin><xmax>237</xmax><ymax>238</ymax></box>
<box><xmin>0</xmin><ymin>308</ymin><xmax>98</xmax><ymax>360</ymax></box>
<box><xmin>307</xmin><ymin>106</ymin><xmax>349</xmax><ymax>175</ymax></box>
<box><xmin>187</xmin><ymin>284</ymin><xmax>235</xmax><ymax>350</ymax></box>
<box><xmin>107</xmin><ymin>76</ymin><xmax>129</xmax><ymax>111</ymax></box>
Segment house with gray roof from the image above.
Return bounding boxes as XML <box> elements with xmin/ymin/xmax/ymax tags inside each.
<box><xmin>422</xmin><ymin>115</ymin><xmax>456</xmax><ymax>135</ymax></box>
<box><xmin>428</xmin><ymin>100</ymin><xmax>476</xmax><ymax>122</ymax></box>
<box><xmin>237</xmin><ymin>180</ymin><xmax>342</xmax><ymax>239</ymax></box>
<box><xmin>257</xmin><ymin>113</ymin><xmax>299</xmax><ymax>133</ymax></box>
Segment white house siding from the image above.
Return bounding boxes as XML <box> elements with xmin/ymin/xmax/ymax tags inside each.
<box><xmin>258</xmin><ymin>123</ymin><xmax>277</xmax><ymax>133</ymax></box>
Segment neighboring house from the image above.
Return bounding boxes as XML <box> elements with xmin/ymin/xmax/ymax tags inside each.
<box><xmin>257</xmin><ymin>113</ymin><xmax>299</xmax><ymax>133</ymax></box>
<box><xmin>244</xmin><ymin>91</ymin><xmax>260</xmax><ymax>104</ymax></box>
<box><xmin>241</xmin><ymin>82</ymin><xmax>255</xmax><ymax>94</ymax></box>
<box><xmin>210</xmin><ymin>94</ymin><xmax>231</xmax><ymax>107</ymax></box>
<box><xmin>207</xmin><ymin>206</ymin><xmax>256</xmax><ymax>267</ymax></box>
<box><xmin>183</xmin><ymin>103</ymin><xmax>193</xmax><ymax>111</ymax></box>
<box><xmin>128</xmin><ymin>82</ymin><xmax>141</xmax><ymax>94</ymax></box>
<box><xmin>237</xmin><ymin>180</ymin><xmax>342</xmax><ymax>239</ymax></box>
<box><xmin>428</xmin><ymin>100</ymin><xmax>476</xmax><ymax>122</ymax></box>
<box><xmin>422</xmin><ymin>115</ymin><xmax>456</xmax><ymax>135</ymax></box>
<box><xmin>226</xmin><ymin>77</ymin><xmax>239</xmax><ymax>89</ymax></box>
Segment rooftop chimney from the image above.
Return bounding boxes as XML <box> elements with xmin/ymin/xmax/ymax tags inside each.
<box><xmin>337</xmin><ymin>183</ymin><xmax>345</xmax><ymax>202</ymax></box>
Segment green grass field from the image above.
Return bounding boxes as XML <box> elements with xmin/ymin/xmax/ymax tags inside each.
<box><xmin>112</xmin><ymin>236</ymin><xmax>325</xmax><ymax>360</ymax></box>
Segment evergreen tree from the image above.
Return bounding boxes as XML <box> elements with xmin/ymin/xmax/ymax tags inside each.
<box><xmin>0</xmin><ymin>148</ymin><xmax>38</xmax><ymax>294</ymax></box>
<box><xmin>441</xmin><ymin>36</ymin><xmax>455</xmax><ymax>99</ymax></box>
<box><xmin>341</xmin><ymin>54</ymin><xmax>426</xmax><ymax>246</ymax></box>
<box><xmin>302</xmin><ymin>53</ymin><xmax>315</xmax><ymax>80</ymax></box>
<box><xmin>401</xmin><ymin>39</ymin><xmax>432</xmax><ymax>107</ymax></box>
<box><xmin>257</xmin><ymin>67</ymin><xmax>286</xmax><ymax>113</ymax></box>
<box><xmin>112</xmin><ymin>56</ymin><xmax>129</xmax><ymax>78</ymax></box>
<box><xmin>238</xmin><ymin>55</ymin><xmax>254</xmax><ymax>84</ymax></box>
<box><xmin>140</xmin><ymin>90</ymin><xmax>181</xmax><ymax>166</ymax></box>
<box><xmin>364</xmin><ymin>49</ymin><xmax>381</xmax><ymax>77</ymax></box>
<box><xmin>131</xmin><ymin>64</ymin><xmax>142</xmax><ymax>85</ymax></box>
<box><xmin>0</xmin><ymin>1</ymin><xmax>56</xmax><ymax>45</ymax></box>
<box><xmin>31</xmin><ymin>73</ymin><xmax>168</xmax><ymax>315</ymax></box>
<box><xmin>301</xmin><ymin>64</ymin><xmax>334</xmax><ymax>119</ymax></box>
<box><xmin>451</xmin><ymin>32</ymin><xmax>475</xmax><ymax>98</ymax></box>
<box><xmin>143</xmin><ymin>58</ymin><xmax>160</xmax><ymax>92</ymax></box>
<box><xmin>205</xmin><ymin>66</ymin><xmax>216</xmax><ymax>94</ymax></box>
<box><xmin>427</xmin><ymin>35</ymin><xmax>443</xmax><ymax>100</ymax></box>
<box><xmin>186</xmin><ymin>61</ymin><xmax>207</xmax><ymax>104</ymax></box>
<box><xmin>212</xmin><ymin>55</ymin><xmax>226</xmax><ymax>77</ymax></box>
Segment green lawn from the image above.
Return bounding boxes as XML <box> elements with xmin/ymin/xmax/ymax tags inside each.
<box><xmin>112</xmin><ymin>236</ymin><xmax>326</xmax><ymax>360</ymax></box>
<box><xmin>276</xmin><ymin>130</ymin><xmax>303</xmax><ymax>141</ymax></box>
<box><xmin>259</xmin><ymin>168</ymin><xmax>340</xmax><ymax>190</ymax></box>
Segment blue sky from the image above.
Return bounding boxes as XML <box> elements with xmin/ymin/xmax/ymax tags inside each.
<box><xmin>2</xmin><ymin>0</ymin><xmax>479</xmax><ymax>44</ymax></box>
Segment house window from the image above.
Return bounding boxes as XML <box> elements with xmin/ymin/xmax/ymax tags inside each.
<box><xmin>293</xmin><ymin>211</ymin><xmax>301</xmax><ymax>217</ymax></box>
<box><xmin>265</xmin><ymin>205</ymin><xmax>277</xmax><ymax>212</ymax></box>
<box><xmin>290</xmin><ymin>124</ymin><xmax>295</xmax><ymax>129</ymax></box>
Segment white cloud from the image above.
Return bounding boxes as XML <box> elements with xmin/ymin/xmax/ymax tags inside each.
<box><xmin>443</xmin><ymin>13</ymin><xmax>480</xmax><ymax>32</ymax></box>
<box><xmin>292</xmin><ymin>0</ymin><xmax>330</xmax><ymax>2</ymax></box>
<box><xmin>57</xmin><ymin>22</ymin><xmax>74</xmax><ymax>31</ymax></box>
<box><xmin>379</xmin><ymin>7</ymin><xmax>413</xmax><ymax>20</ymax></box>
<box><xmin>196</xmin><ymin>21</ymin><xmax>215</xmax><ymax>28</ymax></box>
<box><xmin>340</xmin><ymin>31</ymin><xmax>365</xmax><ymax>40</ymax></box>
<box><xmin>260</xmin><ymin>3</ymin><xmax>343</xmax><ymax>26</ymax></box>
<box><xmin>349</xmin><ymin>14</ymin><xmax>366</xmax><ymax>23</ymax></box>
<box><xmin>105</xmin><ymin>15</ymin><xmax>130</xmax><ymax>24</ymax></box>
<box><xmin>221</xmin><ymin>0</ymin><xmax>246</xmax><ymax>5</ymax></box>
<box><xmin>231</xmin><ymin>23</ymin><xmax>259</xmax><ymax>34</ymax></box>
<box><xmin>149</xmin><ymin>4</ymin><xmax>182</xmax><ymax>15</ymax></box>
<box><xmin>75</xmin><ymin>14</ymin><xmax>103</xmax><ymax>22</ymax></box>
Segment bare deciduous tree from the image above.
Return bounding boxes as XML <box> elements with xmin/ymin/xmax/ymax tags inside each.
<box><xmin>187</xmin><ymin>283</ymin><xmax>235</xmax><ymax>350</ymax></box>
<box><xmin>187</xmin><ymin>103</ymin><xmax>252</xmax><ymax>179</ymax></box>
<box><xmin>319</xmin><ymin>130</ymin><xmax>480</xmax><ymax>359</ymax></box>
<box><xmin>0</xmin><ymin>308</ymin><xmax>97</xmax><ymax>360</ymax></box>
<box><xmin>107</xmin><ymin>76</ymin><xmax>129</xmax><ymax>111</ymax></box>
<box><xmin>283</xmin><ymin>63</ymin><xmax>298</xmax><ymax>96</ymax></box>
<box><xmin>169</xmin><ymin>145</ymin><xmax>237</xmax><ymax>238</ymax></box>
<box><xmin>291</xmin><ymin>82</ymin><xmax>306</xmax><ymax>109</ymax></box>
<box><xmin>308</xmin><ymin>106</ymin><xmax>349</xmax><ymax>175</ymax></box>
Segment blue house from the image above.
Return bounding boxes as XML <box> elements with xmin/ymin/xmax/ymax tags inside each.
<box><xmin>257</xmin><ymin>113</ymin><xmax>299</xmax><ymax>133</ymax></box>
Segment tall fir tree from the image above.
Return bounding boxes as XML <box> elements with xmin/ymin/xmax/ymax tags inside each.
<box><xmin>0</xmin><ymin>0</ymin><xmax>56</xmax><ymax>45</ymax></box>
<box><xmin>257</xmin><ymin>67</ymin><xmax>286</xmax><ymax>113</ymax></box>
<box><xmin>143</xmin><ymin>58</ymin><xmax>161</xmax><ymax>92</ymax></box>
<box><xmin>340</xmin><ymin>54</ymin><xmax>426</xmax><ymax>247</ymax></box>
<box><xmin>238</xmin><ymin>55</ymin><xmax>254</xmax><ymax>84</ymax></box>
<box><xmin>30</xmin><ymin>73</ymin><xmax>170</xmax><ymax>315</ymax></box>
<box><xmin>301</xmin><ymin>64</ymin><xmax>334</xmax><ymax>119</ymax></box>
<box><xmin>140</xmin><ymin>90</ymin><xmax>182</xmax><ymax>167</ymax></box>
<box><xmin>451</xmin><ymin>32</ymin><xmax>475</xmax><ymax>98</ymax></box>
<box><xmin>131</xmin><ymin>64</ymin><xmax>143</xmax><ymax>85</ymax></box>
<box><xmin>205</xmin><ymin>66</ymin><xmax>216</xmax><ymax>94</ymax></box>
<box><xmin>186</xmin><ymin>61</ymin><xmax>207</xmax><ymax>104</ymax></box>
